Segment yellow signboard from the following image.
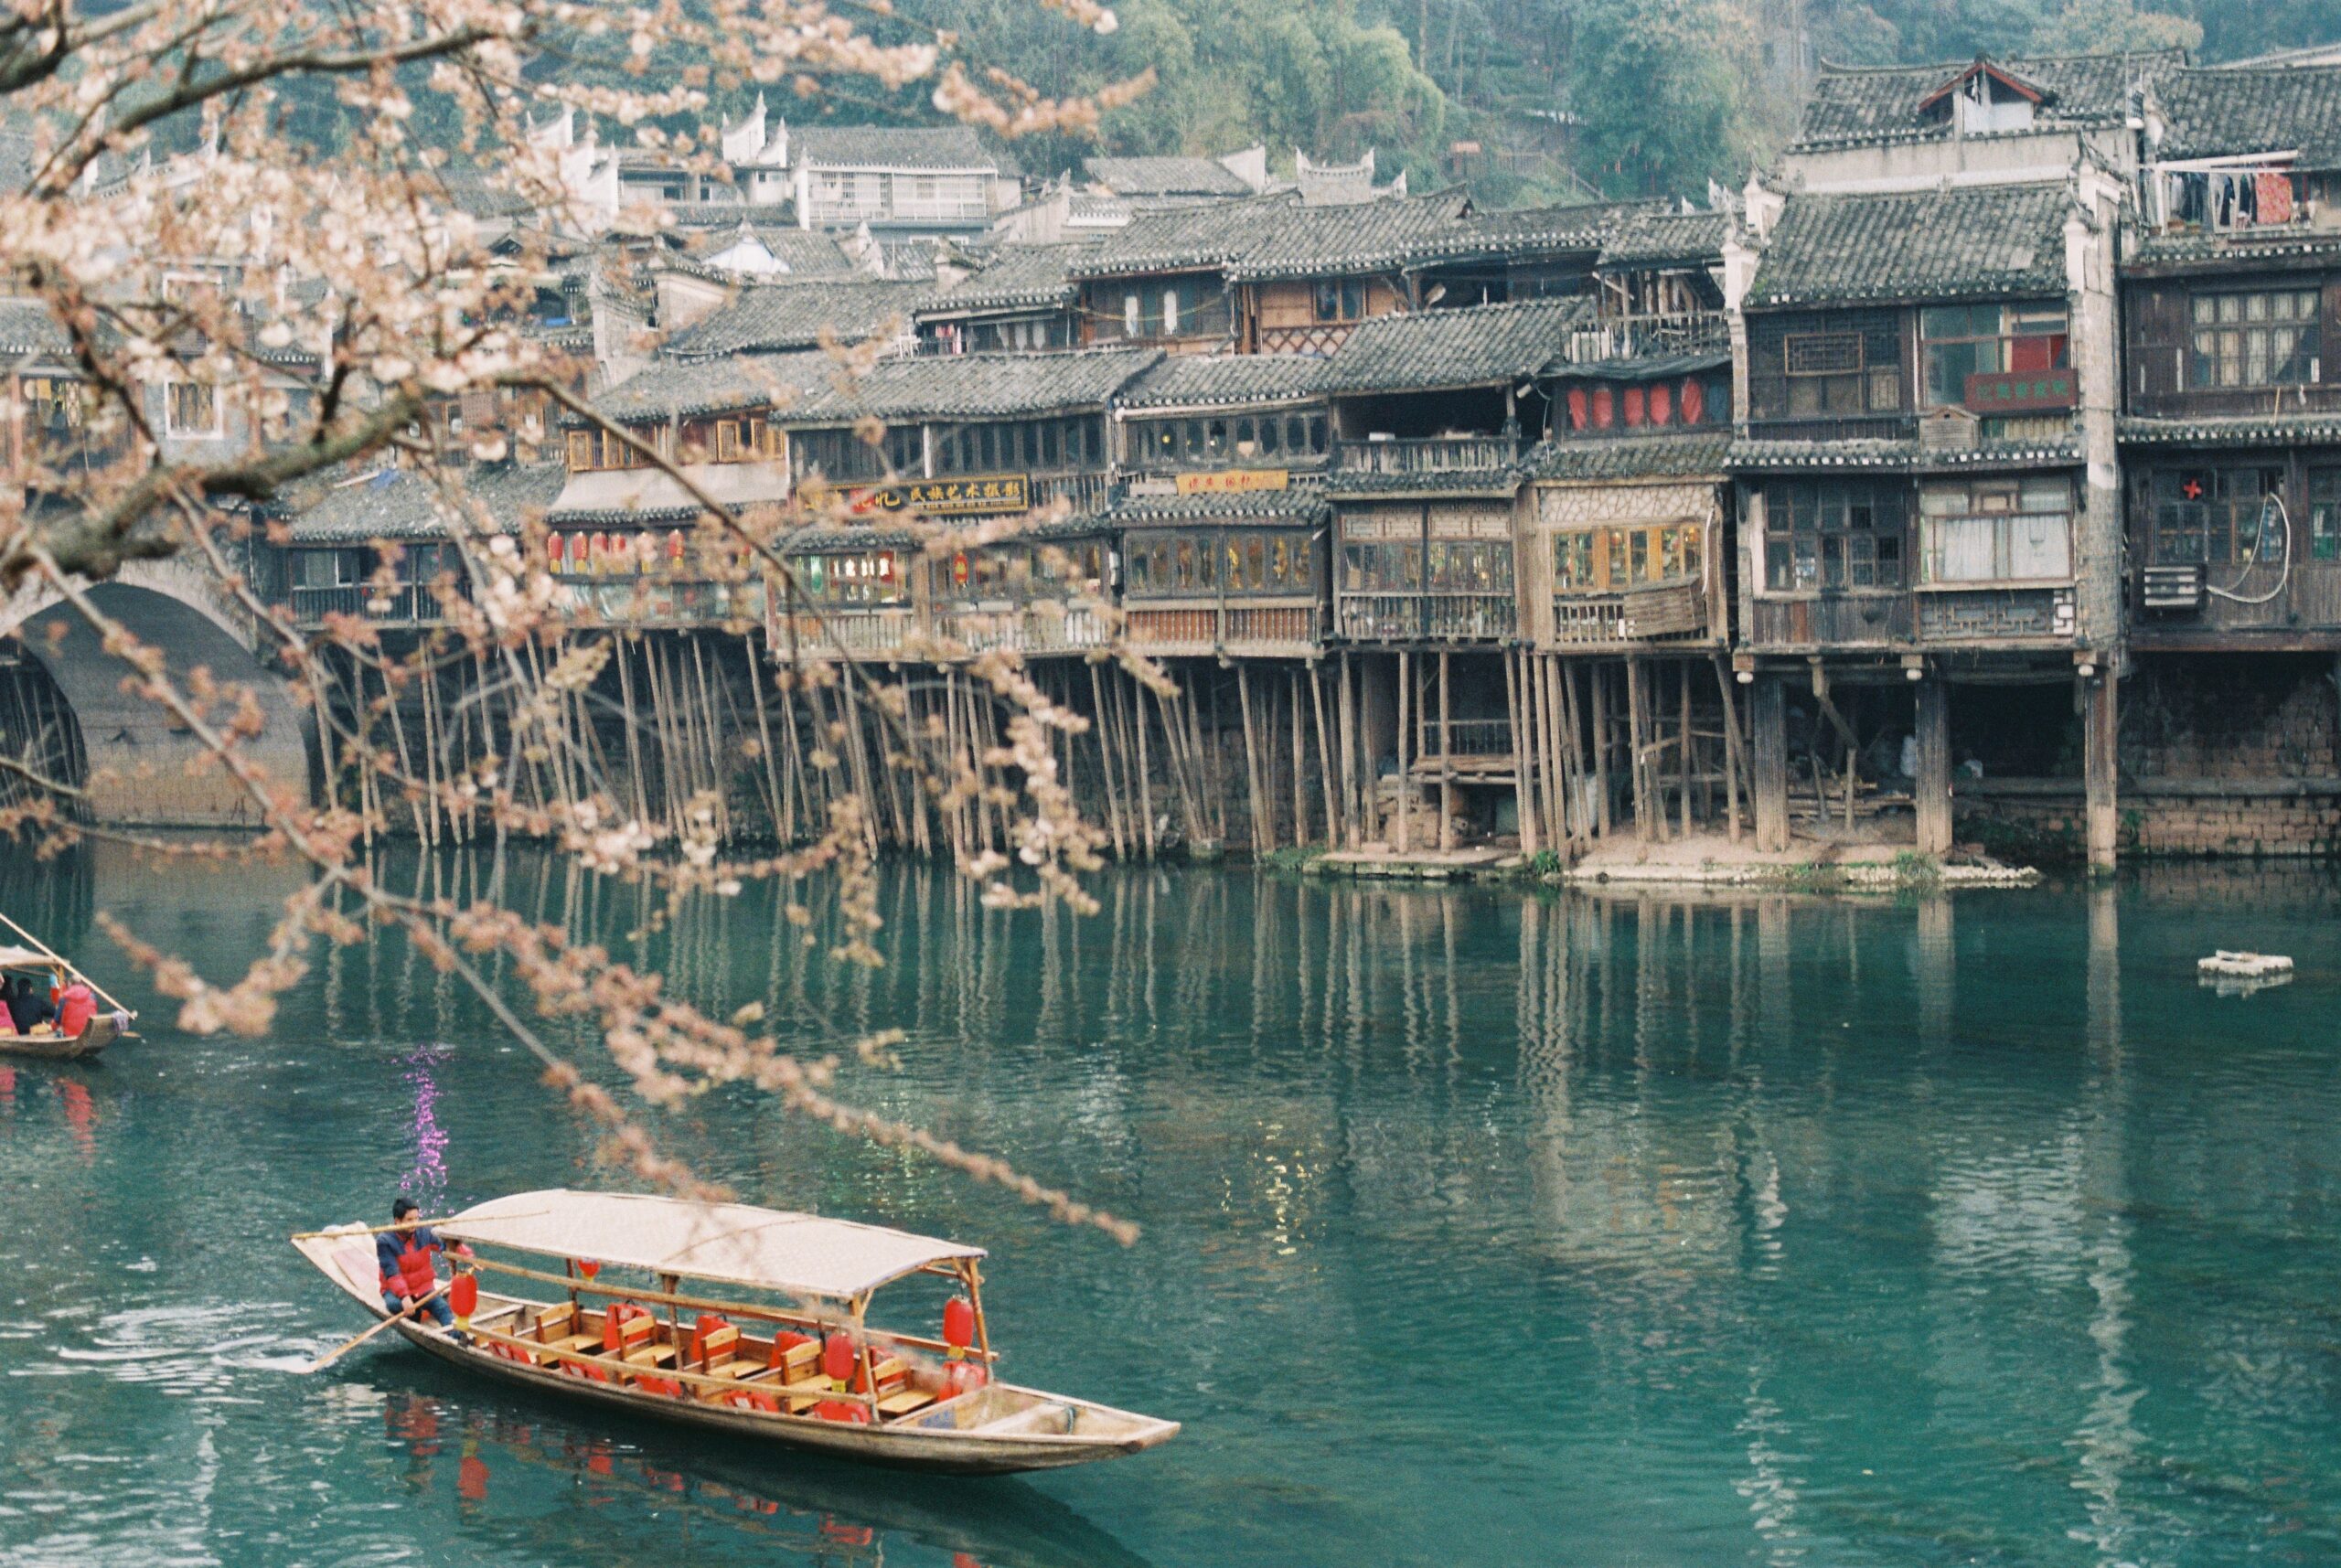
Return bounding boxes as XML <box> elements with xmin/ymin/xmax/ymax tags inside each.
<box><xmin>852</xmin><ymin>474</ymin><xmax>1030</xmax><ymax>517</ymax></box>
<box><xmin>1176</xmin><ymin>469</ymin><xmax>1289</xmax><ymax>496</ymax></box>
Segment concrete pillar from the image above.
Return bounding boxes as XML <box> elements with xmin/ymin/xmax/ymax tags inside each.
<box><xmin>2084</xmin><ymin>668</ymin><xmax>2120</xmax><ymax>871</ymax></box>
<box><xmin>1914</xmin><ymin>677</ymin><xmax>1951</xmax><ymax>857</ymax></box>
<box><xmin>1751</xmin><ymin>674</ymin><xmax>1789</xmax><ymax>853</ymax></box>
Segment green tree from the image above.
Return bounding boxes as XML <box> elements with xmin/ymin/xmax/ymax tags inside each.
<box><xmin>1566</xmin><ymin>0</ymin><xmax>1756</xmax><ymax>197</ymax></box>
<box><xmin>2026</xmin><ymin>0</ymin><xmax>2202</xmax><ymax>53</ymax></box>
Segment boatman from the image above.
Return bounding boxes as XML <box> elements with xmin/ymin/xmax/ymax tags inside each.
<box><xmin>379</xmin><ymin>1198</ymin><xmax>469</xmax><ymax>1337</ymax></box>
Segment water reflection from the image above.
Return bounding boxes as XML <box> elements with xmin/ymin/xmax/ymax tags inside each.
<box><xmin>365</xmin><ymin>1378</ymin><xmax>1160</xmax><ymax>1568</ymax></box>
<box><xmin>4</xmin><ymin>847</ymin><xmax>2341</xmax><ymax>1565</ymax></box>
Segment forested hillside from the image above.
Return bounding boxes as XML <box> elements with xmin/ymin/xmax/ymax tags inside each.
<box><xmin>857</xmin><ymin>0</ymin><xmax>2336</xmax><ymax>206</ymax></box>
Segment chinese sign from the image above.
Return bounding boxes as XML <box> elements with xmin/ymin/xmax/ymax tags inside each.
<box><xmin>1964</xmin><ymin>368</ymin><xmax>2078</xmax><ymax>414</ymax></box>
<box><xmin>852</xmin><ymin>474</ymin><xmax>1030</xmax><ymax>516</ymax></box>
<box><xmin>1176</xmin><ymin>469</ymin><xmax>1289</xmax><ymax>496</ymax></box>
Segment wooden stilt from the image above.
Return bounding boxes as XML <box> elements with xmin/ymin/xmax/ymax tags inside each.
<box><xmin>1395</xmin><ymin>651</ymin><xmax>1412</xmax><ymax>854</ymax></box>
<box><xmin>1507</xmin><ymin>648</ymin><xmax>1536</xmax><ymax>856</ymax></box>
<box><xmin>1438</xmin><ymin>650</ymin><xmax>1454</xmax><ymax>853</ymax></box>
<box><xmin>1309</xmin><ymin>663</ymin><xmax>1339</xmax><ymax>848</ymax></box>
<box><xmin>1714</xmin><ymin>656</ymin><xmax>1744</xmax><ymax>845</ymax></box>
<box><xmin>1590</xmin><ymin>663</ymin><xmax>1611</xmax><ymax>838</ymax></box>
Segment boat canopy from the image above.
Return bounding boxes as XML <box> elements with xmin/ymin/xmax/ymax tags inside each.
<box><xmin>438</xmin><ymin>1189</ymin><xmax>986</xmax><ymax>1300</ymax></box>
<box><xmin>0</xmin><ymin>945</ymin><xmax>62</xmax><ymax>969</ymax></box>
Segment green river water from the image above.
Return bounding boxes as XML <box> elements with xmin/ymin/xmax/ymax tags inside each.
<box><xmin>0</xmin><ymin>847</ymin><xmax>2337</xmax><ymax>1567</ymax></box>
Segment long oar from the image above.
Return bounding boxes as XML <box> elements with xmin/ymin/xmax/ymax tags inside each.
<box><xmin>300</xmin><ymin>1281</ymin><xmax>453</xmax><ymax>1373</ymax></box>
<box><xmin>288</xmin><ymin>1211</ymin><xmax>547</xmax><ymax>1243</ymax></box>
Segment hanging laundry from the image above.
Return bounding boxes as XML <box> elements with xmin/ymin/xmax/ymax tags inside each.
<box><xmin>2256</xmin><ymin>169</ymin><xmax>2294</xmax><ymax>226</ymax></box>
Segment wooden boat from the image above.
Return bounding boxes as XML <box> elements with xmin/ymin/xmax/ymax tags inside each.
<box><xmin>292</xmin><ymin>1189</ymin><xmax>1180</xmax><ymax>1476</ymax></box>
<box><xmin>0</xmin><ymin>914</ymin><xmax>138</xmax><ymax>1061</ymax></box>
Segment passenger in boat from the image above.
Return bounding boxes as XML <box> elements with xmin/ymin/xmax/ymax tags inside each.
<box><xmin>379</xmin><ymin>1198</ymin><xmax>467</xmax><ymax>1338</ymax></box>
<box><xmin>3</xmin><ymin>975</ymin><xmax>54</xmax><ymax>1034</ymax></box>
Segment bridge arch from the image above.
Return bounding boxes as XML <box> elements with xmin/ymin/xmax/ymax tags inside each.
<box><xmin>0</xmin><ymin>560</ymin><xmax>312</xmax><ymax>827</ymax></box>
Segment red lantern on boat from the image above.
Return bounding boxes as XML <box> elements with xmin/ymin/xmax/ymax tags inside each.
<box><xmin>577</xmin><ymin>1260</ymin><xmax>599</xmax><ymax>1281</ymax></box>
<box><xmin>822</xmin><ymin>1331</ymin><xmax>855</xmax><ymax>1389</ymax></box>
<box><xmin>942</xmin><ymin>1297</ymin><xmax>975</xmax><ymax>1360</ymax></box>
<box><xmin>448</xmin><ymin>1272</ymin><xmax>478</xmax><ymax>1328</ymax></box>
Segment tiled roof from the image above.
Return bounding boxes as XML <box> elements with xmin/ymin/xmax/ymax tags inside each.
<box><xmin>588</xmin><ymin>351</ymin><xmax>838</xmax><ymax>423</ymax></box>
<box><xmin>790</xmin><ymin>126</ymin><xmax>996</xmax><ymax>172</ymax></box>
<box><xmin>785</xmin><ymin>347</ymin><xmax>1161</xmax><ymax>423</ymax></box>
<box><xmin>1080</xmin><ymin>197</ymin><xmax>1290</xmax><ymax>277</ymax></box>
<box><xmin>2127</xmin><ymin>229</ymin><xmax>2341</xmax><ymax>271</ymax></box>
<box><xmin>919</xmin><ymin>242</ymin><xmax>1095</xmax><ymax>314</ymax></box>
<box><xmin>1405</xmin><ymin>199</ymin><xmax>1668</xmax><ymax>262</ymax></box>
<box><xmin>2117</xmin><ymin>414</ymin><xmax>2341</xmax><ymax>447</ymax></box>
<box><xmin>2155</xmin><ymin>65</ymin><xmax>2341</xmax><ymax>166</ymax></box>
<box><xmin>1083</xmin><ymin>155</ymin><xmax>1254</xmax><ymax>197</ymax></box>
<box><xmin>1523</xmin><ymin>432</ymin><xmax>1735</xmax><ymax>482</ymax></box>
<box><xmin>1793</xmin><ymin>51</ymin><xmax>2176</xmax><ymax>150</ymax></box>
<box><xmin>1317</xmin><ymin>296</ymin><xmax>1588</xmax><ymax>393</ymax></box>
<box><xmin>1325</xmin><ymin>466</ymin><xmax>1521</xmax><ymax>497</ymax></box>
<box><xmin>1228</xmin><ymin>190</ymin><xmax>1473</xmax><ymax>281</ymax></box>
<box><xmin>781</xmin><ymin>521</ymin><xmax>926</xmax><ymax>553</ymax></box>
<box><xmin>877</xmin><ymin>240</ymin><xmax>939</xmax><ymax>283</ymax></box>
<box><xmin>1728</xmin><ymin>436</ymin><xmax>2085</xmax><ymax>471</ymax></box>
<box><xmin>665</xmin><ymin>200</ymin><xmax>799</xmax><ymax>229</ymax></box>
<box><xmin>684</xmin><ymin>225</ymin><xmax>858</xmax><ymax>275</ymax></box>
<box><xmin>1748</xmin><ymin>182</ymin><xmax>2076</xmax><ymax>307</ymax></box>
<box><xmin>0</xmin><ymin>297</ymin><xmax>71</xmax><ymax>355</ymax></box>
<box><xmin>659</xmin><ymin>280</ymin><xmax>923</xmax><ymax>358</ymax></box>
<box><xmin>1108</xmin><ymin>487</ymin><xmax>1330</xmax><ymax>526</ymax></box>
<box><xmin>1115</xmin><ymin>353</ymin><xmax>1328</xmax><ymax>409</ymax></box>
<box><xmin>285</xmin><ymin>464</ymin><xmax>567</xmax><ymax>542</ymax></box>
<box><xmin>1598</xmin><ymin>209</ymin><xmax>1732</xmax><ymax>269</ymax></box>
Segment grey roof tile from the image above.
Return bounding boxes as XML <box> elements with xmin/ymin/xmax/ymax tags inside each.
<box><xmin>1748</xmin><ymin>182</ymin><xmax>2077</xmax><ymax>307</ymax></box>
<box><xmin>918</xmin><ymin>242</ymin><xmax>1096</xmax><ymax>314</ymax></box>
<box><xmin>1108</xmin><ymin>487</ymin><xmax>1330</xmax><ymax>527</ymax></box>
<box><xmin>1115</xmin><ymin>354</ymin><xmax>1328</xmax><ymax>409</ymax></box>
<box><xmin>2155</xmin><ymin>64</ymin><xmax>2341</xmax><ymax>166</ymax></box>
<box><xmin>0</xmin><ymin>297</ymin><xmax>71</xmax><ymax>355</ymax></box>
<box><xmin>660</xmin><ymin>280</ymin><xmax>923</xmax><ymax>357</ymax></box>
<box><xmin>1083</xmin><ymin>155</ymin><xmax>1254</xmax><ymax>197</ymax></box>
<box><xmin>1793</xmin><ymin>51</ymin><xmax>2176</xmax><ymax>150</ymax></box>
<box><xmin>2118</xmin><ymin>413</ymin><xmax>2341</xmax><ymax>446</ymax></box>
<box><xmin>1317</xmin><ymin>296</ymin><xmax>1588</xmax><ymax>393</ymax></box>
<box><xmin>1080</xmin><ymin>196</ymin><xmax>1291</xmax><ymax>277</ymax></box>
<box><xmin>1324</xmin><ymin>466</ymin><xmax>1521</xmax><ymax>497</ymax></box>
<box><xmin>588</xmin><ymin>351</ymin><xmax>839</xmax><ymax>423</ymax></box>
<box><xmin>1524</xmin><ymin>432</ymin><xmax>1735</xmax><ymax>482</ymax></box>
<box><xmin>786</xmin><ymin>347</ymin><xmax>1161</xmax><ymax>423</ymax></box>
<box><xmin>1597</xmin><ymin>209</ymin><xmax>1733</xmax><ymax>269</ymax></box>
<box><xmin>285</xmin><ymin>464</ymin><xmax>567</xmax><ymax>542</ymax></box>
<box><xmin>1228</xmin><ymin>190</ymin><xmax>1472</xmax><ymax>280</ymax></box>
<box><xmin>1404</xmin><ymin>199</ymin><xmax>1668</xmax><ymax>261</ymax></box>
<box><xmin>1728</xmin><ymin>435</ymin><xmax>2085</xmax><ymax>471</ymax></box>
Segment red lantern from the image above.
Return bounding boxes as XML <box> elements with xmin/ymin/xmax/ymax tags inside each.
<box><xmin>1566</xmin><ymin>386</ymin><xmax>1588</xmax><ymax>431</ymax></box>
<box><xmin>577</xmin><ymin>1259</ymin><xmax>600</xmax><ymax>1281</ymax></box>
<box><xmin>1651</xmin><ymin>383</ymin><xmax>1673</xmax><ymax>426</ymax></box>
<box><xmin>1591</xmin><ymin>388</ymin><xmax>1615</xmax><ymax>429</ymax></box>
<box><xmin>942</xmin><ymin>1297</ymin><xmax>975</xmax><ymax>1357</ymax></box>
<box><xmin>668</xmin><ymin>528</ymin><xmax>685</xmax><ymax>563</ymax></box>
<box><xmin>548</xmin><ymin>534</ymin><xmax>565</xmax><ymax>571</ymax></box>
<box><xmin>448</xmin><ymin>1273</ymin><xmax>478</xmax><ymax>1326</ymax></box>
<box><xmin>1680</xmin><ymin>378</ymin><xmax>1705</xmax><ymax>425</ymax></box>
<box><xmin>1623</xmin><ymin>387</ymin><xmax>1646</xmax><ymax>427</ymax></box>
<box><xmin>822</xmin><ymin>1331</ymin><xmax>856</xmax><ymax>1387</ymax></box>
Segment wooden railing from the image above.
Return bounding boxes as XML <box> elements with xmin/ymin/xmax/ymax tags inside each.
<box><xmin>1550</xmin><ymin>581</ymin><xmax>1710</xmax><ymax>645</ymax></box>
<box><xmin>288</xmin><ymin>584</ymin><xmax>445</xmax><ymax>624</ymax></box>
<box><xmin>1334</xmin><ymin>592</ymin><xmax>1515</xmax><ymax>642</ymax></box>
<box><xmin>933</xmin><ymin>603</ymin><xmax>1109</xmax><ymax>656</ymax></box>
<box><xmin>775</xmin><ymin>607</ymin><xmax>918</xmax><ymax>658</ymax></box>
<box><xmin>1335</xmin><ymin>435</ymin><xmax>1519</xmax><ymax>475</ymax></box>
<box><xmin>1555</xmin><ymin>311</ymin><xmax>1730</xmax><ymax>366</ymax></box>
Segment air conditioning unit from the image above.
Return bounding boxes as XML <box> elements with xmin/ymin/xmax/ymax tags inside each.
<box><xmin>2142</xmin><ymin>564</ymin><xmax>2204</xmax><ymax>612</ymax></box>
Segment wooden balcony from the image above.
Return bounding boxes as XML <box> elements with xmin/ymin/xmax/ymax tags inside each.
<box><xmin>559</xmin><ymin>579</ymin><xmax>764</xmax><ymax>627</ymax></box>
<box><xmin>1549</xmin><ymin>581</ymin><xmax>1711</xmax><ymax>646</ymax></box>
<box><xmin>774</xmin><ymin>607</ymin><xmax>918</xmax><ymax>660</ymax></box>
<box><xmin>932</xmin><ymin>603</ymin><xmax>1109</xmax><ymax>657</ymax></box>
<box><xmin>1335</xmin><ymin>592</ymin><xmax>1515</xmax><ymax>643</ymax></box>
<box><xmin>287</xmin><ymin>583</ymin><xmax>449</xmax><ymax>626</ymax></box>
<box><xmin>1123</xmin><ymin>600</ymin><xmax>1322</xmax><ymax>656</ymax></box>
<box><xmin>1409</xmin><ymin>717</ymin><xmax>1517</xmax><ymax>780</ymax></box>
<box><xmin>1751</xmin><ymin>592</ymin><xmax>1915</xmax><ymax>649</ymax></box>
<box><xmin>1554</xmin><ymin>311</ymin><xmax>1731</xmax><ymax>367</ymax></box>
<box><xmin>1334</xmin><ymin>435</ymin><xmax>1520</xmax><ymax>476</ymax></box>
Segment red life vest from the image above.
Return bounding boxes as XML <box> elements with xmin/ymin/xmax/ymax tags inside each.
<box><xmin>56</xmin><ymin>984</ymin><xmax>93</xmax><ymax>1039</ymax></box>
<box><xmin>383</xmin><ymin>1235</ymin><xmax>439</xmax><ymax>1298</ymax></box>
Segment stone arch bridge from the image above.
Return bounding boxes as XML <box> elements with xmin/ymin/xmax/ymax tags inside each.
<box><xmin>0</xmin><ymin>552</ymin><xmax>311</xmax><ymax>827</ymax></box>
